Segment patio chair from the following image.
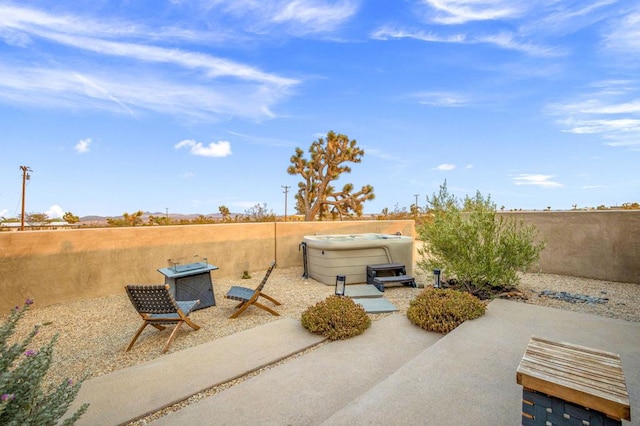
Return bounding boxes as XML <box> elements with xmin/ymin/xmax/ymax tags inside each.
<box><xmin>124</xmin><ymin>284</ymin><xmax>201</xmax><ymax>353</ymax></box>
<box><xmin>225</xmin><ymin>261</ymin><xmax>281</xmax><ymax>319</ymax></box>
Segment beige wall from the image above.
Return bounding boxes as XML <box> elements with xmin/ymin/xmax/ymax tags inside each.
<box><xmin>1</xmin><ymin>212</ymin><xmax>638</xmax><ymax>312</ymax></box>
<box><xmin>0</xmin><ymin>221</ymin><xmax>414</xmax><ymax>312</ymax></box>
<box><xmin>498</xmin><ymin>211</ymin><xmax>639</xmax><ymax>284</ymax></box>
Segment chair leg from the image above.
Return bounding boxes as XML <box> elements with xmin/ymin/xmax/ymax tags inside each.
<box><xmin>229</xmin><ymin>302</ymin><xmax>251</xmax><ymax>319</ymax></box>
<box><xmin>253</xmin><ymin>301</ymin><xmax>280</xmax><ymax>316</ymax></box>
<box><xmin>259</xmin><ymin>293</ymin><xmax>282</xmax><ymax>306</ymax></box>
<box><xmin>183</xmin><ymin>317</ymin><xmax>201</xmax><ymax>331</ymax></box>
<box><xmin>126</xmin><ymin>322</ymin><xmax>149</xmax><ymax>352</ymax></box>
<box><xmin>162</xmin><ymin>322</ymin><xmax>184</xmax><ymax>354</ymax></box>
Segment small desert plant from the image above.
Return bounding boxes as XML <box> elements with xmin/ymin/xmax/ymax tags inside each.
<box><xmin>0</xmin><ymin>300</ymin><xmax>89</xmax><ymax>425</ymax></box>
<box><xmin>417</xmin><ymin>180</ymin><xmax>545</xmax><ymax>293</ymax></box>
<box><xmin>407</xmin><ymin>288</ymin><xmax>486</xmax><ymax>334</ymax></box>
<box><xmin>241</xmin><ymin>271</ymin><xmax>251</xmax><ymax>279</ymax></box>
<box><xmin>301</xmin><ymin>295</ymin><xmax>371</xmax><ymax>340</ymax></box>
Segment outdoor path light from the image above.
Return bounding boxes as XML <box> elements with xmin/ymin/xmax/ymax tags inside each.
<box><xmin>433</xmin><ymin>269</ymin><xmax>441</xmax><ymax>288</ymax></box>
<box><xmin>335</xmin><ymin>275</ymin><xmax>346</xmax><ymax>296</ymax></box>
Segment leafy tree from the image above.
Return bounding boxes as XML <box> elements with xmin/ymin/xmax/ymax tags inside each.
<box><xmin>25</xmin><ymin>213</ymin><xmax>51</xmax><ymax>227</ymax></box>
<box><xmin>106</xmin><ymin>210</ymin><xmax>144</xmax><ymax>227</ymax></box>
<box><xmin>243</xmin><ymin>203</ymin><xmax>275</xmax><ymax>222</ymax></box>
<box><xmin>417</xmin><ymin>181</ymin><xmax>545</xmax><ymax>293</ymax></box>
<box><xmin>191</xmin><ymin>215</ymin><xmax>216</xmax><ymax>224</ymax></box>
<box><xmin>62</xmin><ymin>212</ymin><xmax>80</xmax><ymax>224</ymax></box>
<box><xmin>287</xmin><ymin>131</ymin><xmax>375</xmax><ymax>221</ymax></box>
<box><xmin>147</xmin><ymin>215</ymin><xmax>170</xmax><ymax>226</ymax></box>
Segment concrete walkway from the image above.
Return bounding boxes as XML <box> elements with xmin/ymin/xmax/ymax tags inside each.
<box><xmin>69</xmin><ymin>300</ymin><xmax>639</xmax><ymax>425</ymax></box>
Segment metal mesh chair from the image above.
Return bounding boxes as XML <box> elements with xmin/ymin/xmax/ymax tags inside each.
<box><xmin>225</xmin><ymin>261</ymin><xmax>281</xmax><ymax>319</ymax></box>
<box><xmin>125</xmin><ymin>284</ymin><xmax>201</xmax><ymax>353</ymax></box>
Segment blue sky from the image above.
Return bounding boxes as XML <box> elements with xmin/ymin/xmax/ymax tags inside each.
<box><xmin>1</xmin><ymin>0</ymin><xmax>638</xmax><ymax>219</ymax></box>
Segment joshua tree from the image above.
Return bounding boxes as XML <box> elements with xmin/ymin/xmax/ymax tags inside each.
<box><xmin>287</xmin><ymin>131</ymin><xmax>375</xmax><ymax>221</ymax></box>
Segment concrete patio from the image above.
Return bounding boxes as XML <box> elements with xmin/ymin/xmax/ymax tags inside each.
<box><xmin>68</xmin><ymin>299</ymin><xmax>639</xmax><ymax>425</ymax></box>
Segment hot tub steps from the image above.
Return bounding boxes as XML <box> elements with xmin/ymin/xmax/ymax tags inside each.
<box><xmin>366</xmin><ymin>263</ymin><xmax>416</xmax><ymax>292</ymax></box>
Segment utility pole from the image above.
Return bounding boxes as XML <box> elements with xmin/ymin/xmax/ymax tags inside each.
<box><xmin>281</xmin><ymin>185</ymin><xmax>290</xmax><ymax>222</ymax></box>
<box><xmin>165</xmin><ymin>208</ymin><xmax>169</xmax><ymax>225</ymax></box>
<box><xmin>414</xmin><ymin>194</ymin><xmax>419</xmax><ymax>207</ymax></box>
<box><xmin>20</xmin><ymin>166</ymin><xmax>32</xmax><ymax>231</ymax></box>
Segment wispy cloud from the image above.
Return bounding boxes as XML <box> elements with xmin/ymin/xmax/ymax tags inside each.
<box><xmin>512</xmin><ymin>174</ymin><xmax>563</xmax><ymax>188</ymax></box>
<box><xmin>175</xmin><ymin>140</ymin><xmax>233</xmax><ymax>157</ymax></box>
<box><xmin>0</xmin><ymin>4</ymin><xmax>298</xmax><ymax>120</ymax></box>
<box><xmin>199</xmin><ymin>0</ymin><xmax>359</xmax><ymax>36</ymax></box>
<box><xmin>74</xmin><ymin>138</ymin><xmax>92</xmax><ymax>154</ymax></box>
<box><xmin>410</xmin><ymin>91</ymin><xmax>471</xmax><ymax>107</ymax></box>
<box><xmin>271</xmin><ymin>0</ymin><xmax>359</xmax><ymax>34</ymax></box>
<box><xmin>546</xmin><ymin>80</ymin><xmax>640</xmax><ymax>147</ymax></box>
<box><xmin>602</xmin><ymin>9</ymin><xmax>640</xmax><ymax>54</ymax></box>
<box><xmin>371</xmin><ymin>26</ymin><xmax>561</xmax><ymax>57</ymax></box>
<box><xmin>421</xmin><ymin>0</ymin><xmax>526</xmax><ymax>25</ymax></box>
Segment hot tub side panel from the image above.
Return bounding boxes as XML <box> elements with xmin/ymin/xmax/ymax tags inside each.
<box><xmin>307</xmin><ymin>247</ymin><xmax>391</xmax><ymax>285</ymax></box>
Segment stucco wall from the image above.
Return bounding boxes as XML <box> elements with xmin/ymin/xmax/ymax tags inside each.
<box><xmin>1</xmin><ymin>212</ymin><xmax>638</xmax><ymax>312</ymax></box>
<box><xmin>0</xmin><ymin>220</ymin><xmax>414</xmax><ymax>312</ymax></box>
<box><xmin>498</xmin><ymin>211</ymin><xmax>639</xmax><ymax>284</ymax></box>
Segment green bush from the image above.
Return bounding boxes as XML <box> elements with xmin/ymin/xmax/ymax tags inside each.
<box><xmin>301</xmin><ymin>295</ymin><xmax>371</xmax><ymax>340</ymax></box>
<box><xmin>0</xmin><ymin>300</ymin><xmax>89</xmax><ymax>425</ymax></box>
<box><xmin>417</xmin><ymin>181</ymin><xmax>545</xmax><ymax>293</ymax></box>
<box><xmin>407</xmin><ymin>288</ymin><xmax>486</xmax><ymax>334</ymax></box>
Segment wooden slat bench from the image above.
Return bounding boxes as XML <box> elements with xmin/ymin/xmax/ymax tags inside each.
<box><xmin>516</xmin><ymin>336</ymin><xmax>630</xmax><ymax>425</ymax></box>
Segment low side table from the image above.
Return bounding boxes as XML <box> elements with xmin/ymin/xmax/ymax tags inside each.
<box><xmin>516</xmin><ymin>336</ymin><xmax>630</xmax><ymax>425</ymax></box>
<box><xmin>158</xmin><ymin>263</ymin><xmax>218</xmax><ymax>310</ymax></box>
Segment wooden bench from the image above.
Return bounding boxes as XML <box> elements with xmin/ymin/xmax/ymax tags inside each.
<box><xmin>366</xmin><ymin>263</ymin><xmax>416</xmax><ymax>292</ymax></box>
<box><xmin>516</xmin><ymin>336</ymin><xmax>630</xmax><ymax>425</ymax></box>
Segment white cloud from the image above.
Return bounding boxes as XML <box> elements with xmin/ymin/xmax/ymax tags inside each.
<box><xmin>175</xmin><ymin>140</ymin><xmax>232</xmax><ymax>157</ymax></box>
<box><xmin>46</xmin><ymin>205</ymin><xmax>64</xmax><ymax>218</ymax></box>
<box><xmin>0</xmin><ymin>209</ymin><xmax>8</xmax><ymax>218</ymax></box>
<box><xmin>434</xmin><ymin>163</ymin><xmax>456</xmax><ymax>171</ymax></box>
<box><xmin>411</xmin><ymin>91</ymin><xmax>470</xmax><ymax>107</ymax></box>
<box><xmin>371</xmin><ymin>27</ymin><xmax>560</xmax><ymax>57</ymax></box>
<box><xmin>0</xmin><ymin>4</ymin><xmax>298</xmax><ymax>121</ymax></box>
<box><xmin>512</xmin><ymin>174</ymin><xmax>563</xmax><ymax>188</ymax></box>
<box><xmin>547</xmin><ymin>80</ymin><xmax>640</xmax><ymax>147</ymax></box>
<box><xmin>272</xmin><ymin>0</ymin><xmax>358</xmax><ymax>33</ymax></box>
<box><xmin>74</xmin><ymin>137</ymin><xmax>91</xmax><ymax>153</ymax></box>
<box><xmin>421</xmin><ymin>0</ymin><xmax>525</xmax><ymax>25</ymax></box>
<box><xmin>603</xmin><ymin>10</ymin><xmax>640</xmax><ymax>54</ymax></box>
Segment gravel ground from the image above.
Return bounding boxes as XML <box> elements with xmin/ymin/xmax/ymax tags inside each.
<box><xmin>6</xmin><ymin>265</ymin><xmax>639</xmax><ymax>393</ymax></box>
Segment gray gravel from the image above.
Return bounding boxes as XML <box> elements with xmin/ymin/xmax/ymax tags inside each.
<box><xmin>5</xmin><ymin>266</ymin><xmax>639</xmax><ymax>393</ymax></box>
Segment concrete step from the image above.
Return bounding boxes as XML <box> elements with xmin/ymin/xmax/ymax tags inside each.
<box><xmin>150</xmin><ymin>315</ymin><xmax>443</xmax><ymax>425</ymax></box>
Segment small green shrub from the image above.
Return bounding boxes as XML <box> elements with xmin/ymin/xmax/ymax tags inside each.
<box><xmin>417</xmin><ymin>180</ymin><xmax>545</xmax><ymax>293</ymax></box>
<box><xmin>407</xmin><ymin>288</ymin><xmax>486</xmax><ymax>334</ymax></box>
<box><xmin>241</xmin><ymin>271</ymin><xmax>251</xmax><ymax>279</ymax></box>
<box><xmin>1</xmin><ymin>300</ymin><xmax>89</xmax><ymax>425</ymax></box>
<box><xmin>301</xmin><ymin>295</ymin><xmax>371</xmax><ymax>340</ymax></box>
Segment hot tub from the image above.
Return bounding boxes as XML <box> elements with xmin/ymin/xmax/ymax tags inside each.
<box><xmin>302</xmin><ymin>233</ymin><xmax>414</xmax><ymax>285</ymax></box>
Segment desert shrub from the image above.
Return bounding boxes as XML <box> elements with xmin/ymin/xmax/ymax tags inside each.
<box><xmin>0</xmin><ymin>300</ymin><xmax>89</xmax><ymax>425</ymax></box>
<box><xmin>301</xmin><ymin>295</ymin><xmax>371</xmax><ymax>340</ymax></box>
<box><xmin>407</xmin><ymin>288</ymin><xmax>486</xmax><ymax>334</ymax></box>
<box><xmin>417</xmin><ymin>181</ymin><xmax>545</xmax><ymax>293</ymax></box>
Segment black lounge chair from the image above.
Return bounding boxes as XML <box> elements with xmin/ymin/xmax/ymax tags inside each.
<box><xmin>125</xmin><ymin>284</ymin><xmax>200</xmax><ymax>353</ymax></box>
<box><xmin>225</xmin><ymin>261</ymin><xmax>281</xmax><ymax>319</ymax></box>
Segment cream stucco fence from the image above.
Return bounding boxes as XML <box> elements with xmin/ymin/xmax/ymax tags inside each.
<box><xmin>1</xmin><ymin>212</ymin><xmax>638</xmax><ymax>312</ymax></box>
